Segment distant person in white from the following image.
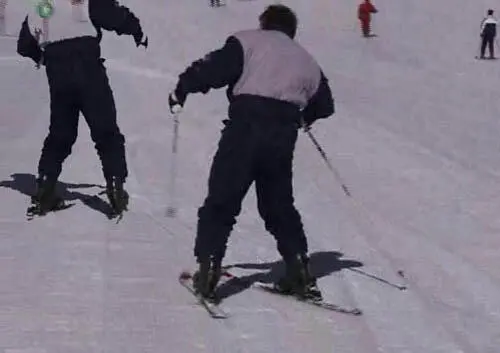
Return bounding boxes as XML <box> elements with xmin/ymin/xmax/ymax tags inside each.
<box><xmin>479</xmin><ymin>9</ymin><xmax>497</xmax><ymax>59</ymax></box>
<box><xmin>16</xmin><ymin>0</ymin><xmax>147</xmax><ymax>219</ymax></box>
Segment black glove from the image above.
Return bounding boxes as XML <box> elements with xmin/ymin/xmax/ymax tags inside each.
<box><xmin>134</xmin><ymin>30</ymin><xmax>148</xmax><ymax>48</ymax></box>
<box><xmin>168</xmin><ymin>87</ymin><xmax>187</xmax><ymax>114</ymax></box>
<box><xmin>17</xmin><ymin>16</ymin><xmax>43</xmax><ymax>65</ymax></box>
<box><xmin>301</xmin><ymin>119</ymin><xmax>312</xmax><ymax>132</ymax></box>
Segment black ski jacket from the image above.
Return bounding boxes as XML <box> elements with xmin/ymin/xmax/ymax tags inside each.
<box><xmin>17</xmin><ymin>0</ymin><xmax>144</xmax><ymax>64</ymax></box>
<box><xmin>481</xmin><ymin>16</ymin><xmax>497</xmax><ymax>38</ymax></box>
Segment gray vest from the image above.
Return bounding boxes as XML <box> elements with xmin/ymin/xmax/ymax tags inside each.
<box><xmin>27</xmin><ymin>0</ymin><xmax>96</xmax><ymax>43</ymax></box>
<box><xmin>232</xmin><ymin>29</ymin><xmax>322</xmax><ymax>109</ymax></box>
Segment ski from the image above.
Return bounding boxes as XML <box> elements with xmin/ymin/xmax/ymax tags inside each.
<box><xmin>252</xmin><ymin>282</ymin><xmax>362</xmax><ymax>315</ymax></box>
<box><xmin>26</xmin><ymin>201</ymin><xmax>75</xmax><ymax>220</ymax></box>
<box><xmin>178</xmin><ymin>271</ymin><xmax>229</xmax><ymax>319</ymax></box>
<box><xmin>222</xmin><ymin>271</ymin><xmax>362</xmax><ymax>316</ymax></box>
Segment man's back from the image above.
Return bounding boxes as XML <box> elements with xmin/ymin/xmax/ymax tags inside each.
<box><xmin>232</xmin><ymin>29</ymin><xmax>322</xmax><ymax>109</ymax></box>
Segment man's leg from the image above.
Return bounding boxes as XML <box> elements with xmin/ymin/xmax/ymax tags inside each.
<box><xmin>194</xmin><ymin>121</ymin><xmax>256</xmax><ymax>297</ymax></box>
<box><xmin>254</xmin><ymin>124</ymin><xmax>321</xmax><ymax>299</ymax></box>
<box><xmin>80</xmin><ymin>59</ymin><xmax>128</xmax><ymax>214</ymax></box>
<box><xmin>480</xmin><ymin>36</ymin><xmax>488</xmax><ymax>58</ymax></box>
<box><xmin>254</xmin><ymin>125</ymin><xmax>306</xmax><ymax>260</ymax></box>
<box><xmin>361</xmin><ymin>19</ymin><xmax>370</xmax><ymax>37</ymax></box>
<box><xmin>488</xmin><ymin>36</ymin><xmax>495</xmax><ymax>58</ymax></box>
<box><xmin>35</xmin><ymin>67</ymin><xmax>79</xmax><ymax>212</ymax></box>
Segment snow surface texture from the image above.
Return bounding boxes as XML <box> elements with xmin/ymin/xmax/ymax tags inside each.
<box><xmin>1</xmin><ymin>0</ymin><xmax>500</xmax><ymax>352</ymax></box>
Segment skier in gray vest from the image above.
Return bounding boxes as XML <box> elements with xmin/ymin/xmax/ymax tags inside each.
<box><xmin>17</xmin><ymin>0</ymin><xmax>147</xmax><ymax>219</ymax></box>
<box><xmin>479</xmin><ymin>9</ymin><xmax>497</xmax><ymax>59</ymax></box>
<box><xmin>168</xmin><ymin>4</ymin><xmax>334</xmax><ymax>302</ymax></box>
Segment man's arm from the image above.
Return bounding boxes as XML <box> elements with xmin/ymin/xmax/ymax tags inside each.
<box><xmin>172</xmin><ymin>36</ymin><xmax>244</xmax><ymax>107</ymax></box>
<box><xmin>89</xmin><ymin>0</ymin><xmax>145</xmax><ymax>45</ymax></box>
<box><xmin>302</xmin><ymin>72</ymin><xmax>335</xmax><ymax>127</ymax></box>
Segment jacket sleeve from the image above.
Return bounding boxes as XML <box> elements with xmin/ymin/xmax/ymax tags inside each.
<box><xmin>369</xmin><ymin>3</ymin><xmax>378</xmax><ymax>13</ymax></box>
<box><xmin>175</xmin><ymin>36</ymin><xmax>244</xmax><ymax>98</ymax></box>
<box><xmin>17</xmin><ymin>16</ymin><xmax>43</xmax><ymax>65</ymax></box>
<box><xmin>302</xmin><ymin>71</ymin><xmax>335</xmax><ymax>126</ymax></box>
<box><xmin>89</xmin><ymin>0</ymin><xmax>143</xmax><ymax>37</ymax></box>
<box><xmin>480</xmin><ymin>18</ymin><xmax>487</xmax><ymax>34</ymax></box>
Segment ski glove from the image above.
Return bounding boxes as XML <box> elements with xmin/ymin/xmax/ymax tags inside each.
<box><xmin>168</xmin><ymin>90</ymin><xmax>186</xmax><ymax>114</ymax></box>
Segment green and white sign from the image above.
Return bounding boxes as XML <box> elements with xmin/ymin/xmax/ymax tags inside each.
<box><xmin>35</xmin><ymin>0</ymin><xmax>55</xmax><ymax>19</ymax></box>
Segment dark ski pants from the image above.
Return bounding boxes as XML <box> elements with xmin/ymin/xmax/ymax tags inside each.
<box><xmin>37</xmin><ymin>37</ymin><xmax>127</xmax><ymax>182</ymax></box>
<box><xmin>480</xmin><ymin>35</ymin><xmax>495</xmax><ymax>58</ymax></box>
<box><xmin>194</xmin><ymin>117</ymin><xmax>308</xmax><ymax>262</ymax></box>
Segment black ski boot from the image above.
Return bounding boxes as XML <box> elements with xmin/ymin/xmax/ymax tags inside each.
<box><xmin>274</xmin><ymin>254</ymin><xmax>323</xmax><ymax>301</ymax></box>
<box><xmin>193</xmin><ymin>256</ymin><xmax>222</xmax><ymax>302</ymax></box>
<box><xmin>27</xmin><ymin>176</ymin><xmax>66</xmax><ymax>217</ymax></box>
<box><xmin>105</xmin><ymin>177</ymin><xmax>129</xmax><ymax>216</ymax></box>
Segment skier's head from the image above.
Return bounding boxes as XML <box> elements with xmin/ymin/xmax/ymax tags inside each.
<box><xmin>259</xmin><ymin>4</ymin><xmax>298</xmax><ymax>39</ymax></box>
<box><xmin>488</xmin><ymin>9</ymin><xmax>494</xmax><ymax>16</ymax></box>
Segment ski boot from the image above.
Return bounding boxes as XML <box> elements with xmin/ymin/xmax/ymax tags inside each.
<box><xmin>193</xmin><ymin>256</ymin><xmax>222</xmax><ymax>302</ymax></box>
<box><xmin>27</xmin><ymin>176</ymin><xmax>67</xmax><ymax>218</ymax></box>
<box><xmin>274</xmin><ymin>254</ymin><xmax>323</xmax><ymax>301</ymax></box>
<box><xmin>105</xmin><ymin>177</ymin><xmax>129</xmax><ymax>218</ymax></box>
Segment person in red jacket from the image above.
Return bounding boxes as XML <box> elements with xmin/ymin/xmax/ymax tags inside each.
<box><xmin>358</xmin><ymin>0</ymin><xmax>378</xmax><ymax>37</ymax></box>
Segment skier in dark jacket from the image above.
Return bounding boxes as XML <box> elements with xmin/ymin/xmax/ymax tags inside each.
<box><xmin>17</xmin><ymin>0</ymin><xmax>147</xmax><ymax>218</ymax></box>
<box><xmin>168</xmin><ymin>4</ymin><xmax>334</xmax><ymax>301</ymax></box>
<box><xmin>479</xmin><ymin>9</ymin><xmax>497</xmax><ymax>59</ymax></box>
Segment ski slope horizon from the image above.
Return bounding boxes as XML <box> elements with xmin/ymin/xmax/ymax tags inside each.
<box><xmin>1</xmin><ymin>0</ymin><xmax>500</xmax><ymax>352</ymax></box>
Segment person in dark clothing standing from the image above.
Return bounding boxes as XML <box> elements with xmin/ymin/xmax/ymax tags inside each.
<box><xmin>168</xmin><ymin>4</ymin><xmax>334</xmax><ymax>301</ymax></box>
<box><xmin>479</xmin><ymin>9</ymin><xmax>497</xmax><ymax>59</ymax></box>
<box><xmin>17</xmin><ymin>0</ymin><xmax>147</xmax><ymax>218</ymax></box>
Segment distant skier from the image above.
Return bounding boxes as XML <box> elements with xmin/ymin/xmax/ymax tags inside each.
<box><xmin>16</xmin><ymin>0</ymin><xmax>148</xmax><ymax>218</ymax></box>
<box><xmin>0</xmin><ymin>0</ymin><xmax>7</xmax><ymax>35</ymax></box>
<box><xmin>168</xmin><ymin>4</ymin><xmax>334</xmax><ymax>302</ymax></box>
<box><xmin>479</xmin><ymin>9</ymin><xmax>497</xmax><ymax>59</ymax></box>
<box><xmin>358</xmin><ymin>0</ymin><xmax>378</xmax><ymax>37</ymax></box>
<box><xmin>210</xmin><ymin>0</ymin><xmax>222</xmax><ymax>7</ymax></box>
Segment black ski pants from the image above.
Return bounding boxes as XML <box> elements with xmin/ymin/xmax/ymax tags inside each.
<box><xmin>194</xmin><ymin>107</ymin><xmax>308</xmax><ymax>262</ymax></box>
<box><xmin>480</xmin><ymin>34</ymin><xmax>495</xmax><ymax>58</ymax></box>
<box><xmin>37</xmin><ymin>37</ymin><xmax>127</xmax><ymax>182</ymax></box>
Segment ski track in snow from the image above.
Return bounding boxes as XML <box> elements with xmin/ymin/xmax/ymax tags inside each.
<box><xmin>1</xmin><ymin>0</ymin><xmax>500</xmax><ymax>352</ymax></box>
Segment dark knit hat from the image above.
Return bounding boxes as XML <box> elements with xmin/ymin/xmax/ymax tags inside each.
<box><xmin>259</xmin><ymin>4</ymin><xmax>298</xmax><ymax>39</ymax></box>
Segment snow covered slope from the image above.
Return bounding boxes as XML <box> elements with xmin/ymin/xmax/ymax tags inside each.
<box><xmin>1</xmin><ymin>0</ymin><xmax>500</xmax><ymax>352</ymax></box>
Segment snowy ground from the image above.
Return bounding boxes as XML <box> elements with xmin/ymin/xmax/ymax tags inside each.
<box><xmin>1</xmin><ymin>0</ymin><xmax>500</xmax><ymax>352</ymax></box>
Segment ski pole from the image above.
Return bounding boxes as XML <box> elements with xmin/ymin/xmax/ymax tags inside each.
<box><xmin>305</xmin><ymin>126</ymin><xmax>407</xmax><ymax>289</ymax></box>
<box><xmin>348</xmin><ymin>267</ymin><xmax>407</xmax><ymax>290</ymax></box>
<box><xmin>166</xmin><ymin>112</ymin><xmax>179</xmax><ymax>217</ymax></box>
<box><xmin>304</xmin><ymin>129</ymin><xmax>352</xmax><ymax>197</ymax></box>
